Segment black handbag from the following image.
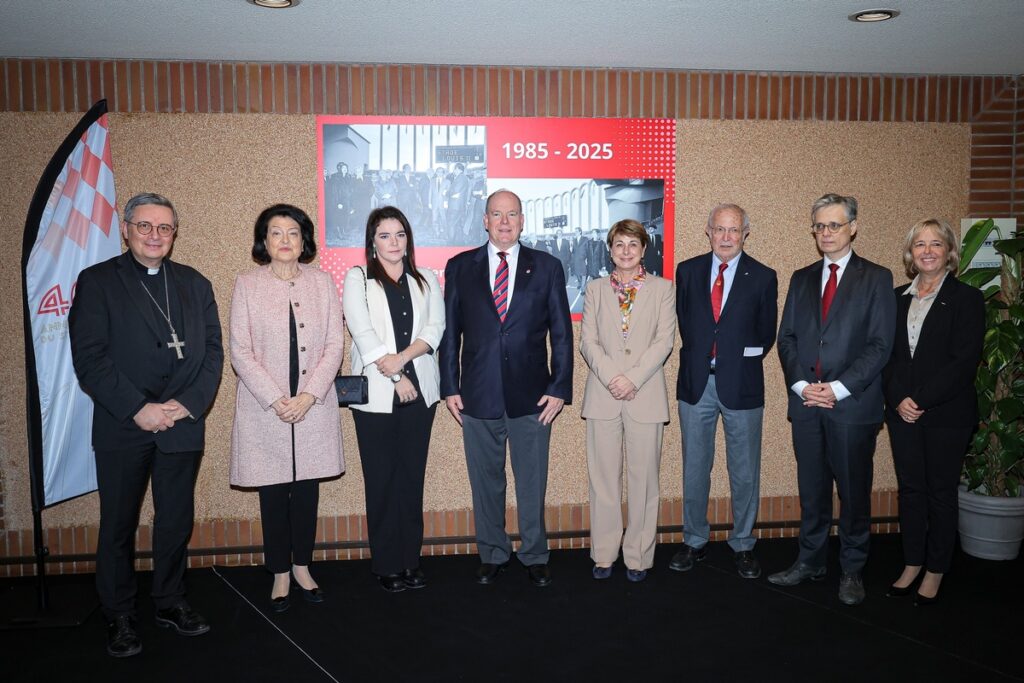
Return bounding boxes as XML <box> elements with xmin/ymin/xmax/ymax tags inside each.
<box><xmin>336</xmin><ymin>265</ymin><xmax>370</xmax><ymax>407</ymax></box>
<box><xmin>335</xmin><ymin>374</ymin><xmax>368</xmax><ymax>406</ymax></box>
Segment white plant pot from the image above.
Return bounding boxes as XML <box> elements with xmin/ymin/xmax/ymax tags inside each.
<box><xmin>958</xmin><ymin>485</ymin><xmax>1024</xmax><ymax>560</ymax></box>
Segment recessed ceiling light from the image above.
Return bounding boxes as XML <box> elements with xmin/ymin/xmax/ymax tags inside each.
<box><xmin>849</xmin><ymin>8</ymin><xmax>900</xmax><ymax>22</ymax></box>
<box><xmin>248</xmin><ymin>0</ymin><xmax>300</xmax><ymax>8</ymax></box>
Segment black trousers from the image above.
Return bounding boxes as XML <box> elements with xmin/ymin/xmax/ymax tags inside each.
<box><xmin>886</xmin><ymin>417</ymin><xmax>971</xmax><ymax>573</ymax></box>
<box><xmin>791</xmin><ymin>413</ymin><xmax>879</xmax><ymax>573</ymax></box>
<box><xmin>94</xmin><ymin>445</ymin><xmax>201</xmax><ymax>619</ymax></box>
<box><xmin>352</xmin><ymin>400</ymin><xmax>436</xmax><ymax>576</ymax></box>
<box><xmin>258</xmin><ymin>479</ymin><xmax>320</xmax><ymax>574</ymax></box>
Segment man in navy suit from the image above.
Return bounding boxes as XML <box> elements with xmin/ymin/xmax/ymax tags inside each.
<box><xmin>439</xmin><ymin>189</ymin><xmax>573</xmax><ymax>587</ymax></box>
<box><xmin>671</xmin><ymin>204</ymin><xmax>777</xmax><ymax>579</ymax></box>
<box><xmin>768</xmin><ymin>193</ymin><xmax>895</xmax><ymax>606</ymax></box>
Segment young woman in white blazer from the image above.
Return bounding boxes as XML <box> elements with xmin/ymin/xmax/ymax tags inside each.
<box><xmin>342</xmin><ymin>205</ymin><xmax>445</xmax><ymax>593</ymax></box>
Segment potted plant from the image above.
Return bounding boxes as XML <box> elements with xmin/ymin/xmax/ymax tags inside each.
<box><xmin>956</xmin><ymin>217</ymin><xmax>1024</xmax><ymax>559</ymax></box>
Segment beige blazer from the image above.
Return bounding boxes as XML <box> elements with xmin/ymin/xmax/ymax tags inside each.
<box><xmin>580</xmin><ymin>274</ymin><xmax>676</xmax><ymax>422</ymax></box>
<box><xmin>229</xmin><ymin>264</ymin><xmax>345</xmax><ymax>487</ymax></box>
<box><xmin>342</xmin><ymin>265</ymin><xmax>445</xmax><ymax>413</ymax></box>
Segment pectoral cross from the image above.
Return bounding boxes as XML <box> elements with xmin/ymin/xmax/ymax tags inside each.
<box><xmin>167</xmin><ymin>333</ymin><xmax>186</xmax><ymax>360</ymax></box>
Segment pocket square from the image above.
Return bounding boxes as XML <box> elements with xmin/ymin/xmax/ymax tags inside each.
<box><xmin>743</xmin><ymin>346</ymin><xmax>763</xmax><ymax>357</ymax></box>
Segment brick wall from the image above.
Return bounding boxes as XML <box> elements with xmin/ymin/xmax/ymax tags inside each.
<box><xmin>0</xmin><ymin>58</ymin><xmax>1017</xmax><ymax>574</ymax></box>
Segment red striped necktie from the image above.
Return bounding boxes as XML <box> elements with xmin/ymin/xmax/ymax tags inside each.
<box><xmin>493</xmin><ymin>251</ymin><xmax>509</xmax><ymax>322</ymax></box>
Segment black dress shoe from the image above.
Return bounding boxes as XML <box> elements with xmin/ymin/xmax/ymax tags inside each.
<box><xmin>379</xmin><ymin>573</ymin><xmax>407</xmax><ymax>593</ymax></box>
<box><xmin>106</xmin><ymin>615</ymin><xmax>142</xmax><ymax>658</ymax></box>
<box><xmin>838</xmin><ymin>572</ymin><xmax>866</xmax><ymax>606</ymax></box>
<box><xmin>669</xmin><ymin>544</ymin><xmax>707</xmax><ymax>572</ymax></box>
<box><xmin>402</xmin><ymin>567</ymin><xmax>427</xmax><ymax>589</ymax></box>
<box><xmin>914</xmin><ymin>590</ymin><xmax>940</xmax><ymax>606</ymax></box>
<box><xmin>155</xmin><ymin>604</ymin><xmax>210</xmax><ymax>636</ymax></box>
<box><xmin>270</xmin><ymin>594</ymin><xmax>290</xmax><ymax>613</ymax></box>
<box><xmin>476</xmin><ymin>562</ymin><xmax>509</xmax><ymax>585</ymax></box>
<box><xmin>767</xmin><ymin>561</ymin><xmax>827</xmax><ymax>586</ymax></box>
<box><xmin>527</xmin><ymin>564</ymin><xmax>552</xmax><ymax>587</ymax></box>
<box><xmin>734</xmin><ymin>551</ymin><xmax>762</xmax><ymax>579</ymax></box>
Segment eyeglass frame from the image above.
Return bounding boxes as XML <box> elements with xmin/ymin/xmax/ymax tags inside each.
<box><xmin>708</xmin><ymin>225</ymin><xmax>746</xmax><ymax>237</ymax></box>
<box><xmin>811</xmin><ymin>220</ymin><xmax>853</xmax><ymax>234</ymax></box>
<box><xmin>126</xmin><ymin>220</ymin><xmax>177</xmax><ymax>237</ymax></box>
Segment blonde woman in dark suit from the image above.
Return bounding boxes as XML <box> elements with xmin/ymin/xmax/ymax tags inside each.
<box><xmin>883</xmin><ymin>219</ymin><xmax>984</xmax><ymax>605</ymax></box>
<box><xmin>580</xmin><ymin>219</ymin><xmax>676</xmax><ymax>582</ymax></box>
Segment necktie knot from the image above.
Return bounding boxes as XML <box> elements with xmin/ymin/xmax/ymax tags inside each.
<box><xmin>829</xmin><ymin>263</ymin><xmax>839</xmax><ymax>274</ymax></box>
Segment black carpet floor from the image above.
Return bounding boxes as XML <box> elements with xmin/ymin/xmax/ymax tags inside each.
<box><xmin>1</xmin><ymin>534</ymin><xmax>1021</xmax><ymax>683</ymax></box>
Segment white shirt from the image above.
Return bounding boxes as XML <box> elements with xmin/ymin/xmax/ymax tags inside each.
<box><xmin>488</xmin><ymin>241</ymin><xmax>521</xmax><ymax>311</ymax></box>
<box><xmin>904</xmin><ymin>272</ymin><xmax>948</xmax><ymax>358</ymax></box>
<box><xmin>791</xmin><ymin>250</ymin><xmax>856</xmax><ymax>402</ymax></box>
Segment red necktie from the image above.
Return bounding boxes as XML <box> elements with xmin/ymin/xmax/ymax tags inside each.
<box><xmin>816</xmin><ymin>263</ymin><xmax>839</xmax><ymax>379</ymax></box>
<box><xmin>711</xmin><ymin>262</ymin><xmax>727</xmax><ymax>358</ymax></box>
<box><xmin>821</xmin><ymin>263</ymin><xmax>839</xmax><ymax>321</ymax></box>
<box><xmin>493</xmin><ymin>251</ymin><xmax>509</xmax><ymax>322</ymax></box>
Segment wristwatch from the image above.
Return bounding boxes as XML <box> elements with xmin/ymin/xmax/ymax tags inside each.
<box><xmin>390</xmin><ymin>373</ymin><xmax>403</xmax><ymax>383</ymax></box>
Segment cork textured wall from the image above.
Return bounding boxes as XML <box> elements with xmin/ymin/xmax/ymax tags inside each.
<box><xmin>0</xmin><ymin>112</ymin><xmax>968</xmax><ymax>532</ymax></box>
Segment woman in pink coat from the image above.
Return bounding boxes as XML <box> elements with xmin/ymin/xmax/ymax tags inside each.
<box><xmin>229</xmin><ymin>204</ymin><xmax>344</xmax><ymax>612</ymax></box>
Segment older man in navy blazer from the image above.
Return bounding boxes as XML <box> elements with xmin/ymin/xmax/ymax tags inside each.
<box><xmin>769</xmin><ymin>193</ymin><xmax>896</xmax><ymax>606</ymax></box>
<box><xmin>439</xmin><ymin>189</ymin><xmax>573</xmax><ymax>587</ymax></box>
<box><xmin>671</xmin><ymin>204</ymin><xmax>777</xmax><ymax>579</ymax></box>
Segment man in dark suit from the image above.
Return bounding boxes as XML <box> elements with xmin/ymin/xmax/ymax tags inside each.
<box><xmin>69</xmin><ymin>193</ymin><xmax>223</xmax><ymax>656</ymax></box>
<box><xmin>570</xmin><ymin>227</ymin><xmax>589</xmax><ymax>288</ymax></box>
<box><xmin>445</xmin><ymin>163</ymin><xmax>470</xmax><ymax>242</ymax></box>
<box><xmin>769</xmin><ymin>193</ymin><xmax>895</xmax><ymax>606</ymax></box>
<box><xmin>671</xmin><ymin>203</ymin><xmax>777</xmax><ymax>579</ymax></box>
<box><xmin>643</xmin><ymin>223</ymin><xmax>664</xmax><ymax>276</ymax></box>
<box><xmin>551</xmin><ymin>229</ymin><xmax>572</xmax><ymax>281</ymax></box>
<box><xmin>439</xmin><ymin>189</ymin><xmax>573</xmax><ymax>588</ymax></box>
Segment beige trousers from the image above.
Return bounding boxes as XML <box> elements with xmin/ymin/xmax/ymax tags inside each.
<box><xmin>586</xmin><ymin>413</ymin><xmax>664</xmax><ymax>570</ymax></box>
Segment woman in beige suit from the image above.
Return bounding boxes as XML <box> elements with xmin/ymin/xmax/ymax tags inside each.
<box><xmin>580</xmin><ymin>219</ymin><xmax>676</xmax><ymax>582</ymax></box>
<box><xmin>342</xmin><ymin>206</ymin><xmax>445</xmax><ymax>593</ymax></box>
<box><xmin>230</xmin><ymin>204</ymin><xmax>344</xmax><ymax>612</ymax></box>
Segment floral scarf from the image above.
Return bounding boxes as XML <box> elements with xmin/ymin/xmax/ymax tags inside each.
<box><xmin>609</xmin><ymin>266</ymin><xmax>646</xmax><ymax>338</ymax></box>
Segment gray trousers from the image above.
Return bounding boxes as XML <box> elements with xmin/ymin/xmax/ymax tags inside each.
<box><xmin>678</xmin><ymin>375</ymin><xmax>764</xmax><ymax>552</ymax></box>
<box><xmin>462</xmin><ymin>412</ymin><xmax>552</xmax><ymax>566</ymax></box>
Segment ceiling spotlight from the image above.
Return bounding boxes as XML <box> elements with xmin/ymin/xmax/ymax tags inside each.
<box><xmin>849</xmin><ymin>8</ymin><xmax>900</xmax><ymax>22</ymax></box>
<box><xmin>248</xmin><ymin>0</ymin><xmax>300</xmax><ymax>8</ymax></box>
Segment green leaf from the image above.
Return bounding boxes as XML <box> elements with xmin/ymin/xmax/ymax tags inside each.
<box><xmin>959</xmin><ymin>218</ymin><xmax>996</xmax><ymax>272</ymax></box>
<box><xmin>994</xmin><ymin>238</ymin><xmax>1024</xmax><ymax>258</ymax></box>
<box><xmin>959</xmin><ymin>267</ymin><xmax>1001</xmax><ymax>289</ymax></box>
<box><xmin>995</xmin><ymin>397</ymin><xmax>1024</xmax><ymax>422</ymax></box>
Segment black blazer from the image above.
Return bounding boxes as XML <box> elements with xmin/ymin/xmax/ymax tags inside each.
<box><xmin>675</xmin><ymin>252</ymin><xmax>778</xmax><ymax>410</ymax></box>
<box><xmin>69</xmin><ymin>252</ymin><xmax>224</xmax><ymax>452</ymax></box>
<box><xmin>777</xmin><ymin>252</ymin><xmax>896</xmax><ymax>425</ymax></box>
<box><xmin>882</xmin><ymin>275</ymin><xmax>985</xmax><ymax>428</ymax></box>
<box><xmin>439</xmin><ymin>244</ymin><xmax>573</xmax><ymax>419</ymax></box>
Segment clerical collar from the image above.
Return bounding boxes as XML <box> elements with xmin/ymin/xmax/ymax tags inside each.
<box><xmin>130</xmin><ymin>254</ymin><xmax>162</xmax><ymax>276</ymax></box>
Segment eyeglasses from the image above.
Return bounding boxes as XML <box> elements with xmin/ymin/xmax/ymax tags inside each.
<box><xmin>127</xmin><ymin>220</ymin><xmax>176</xmax><ymax>236</ymax></box>
<box><xmin>811</xmin><ymin>221</ymin><xmax>852</xmax><ymax>234</ymax></box>
<box><xmin>710</xmin><ymin>226</ymin><xmax>743</xmax><ymax>237</ymax></box>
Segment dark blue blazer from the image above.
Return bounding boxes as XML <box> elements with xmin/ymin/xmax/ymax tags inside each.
<box><xmin>882</xmin><ymin>275</ymin><xmax>985</xmax><ymax>428</ymax></box>
<box><xmin>675</xmin><ymin>252</ymin><xmax>778</xmax><ymax>410</ymax></box>
<box><xmin>439</xmin><ymin>244</ymin><xmax>573</xmax><ymax>419</ymax></box>
<box><xmin>777</xmin><ymin>252</ymin><xmax>896</xmax><ymax>425</ymax></box>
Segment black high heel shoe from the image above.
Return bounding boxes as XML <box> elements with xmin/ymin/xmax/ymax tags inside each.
<box><xmin>886</xmin><ymin>571</ymin><xmax>922</xmax><ymax>598</ymax></box>
<box><xmin>291</xmin><ymin>578</ymin><xmax>325</xmax><ymax>603</ymax></box>
<box><xmin>914</xmin><ymin>588</ymin><xmax>941</xmax><ymax>606</ymax></box>
<box><xmin>886</xmin><ymin>583</ymin><xmax>916</xmax><ymax>597</ymax></box>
